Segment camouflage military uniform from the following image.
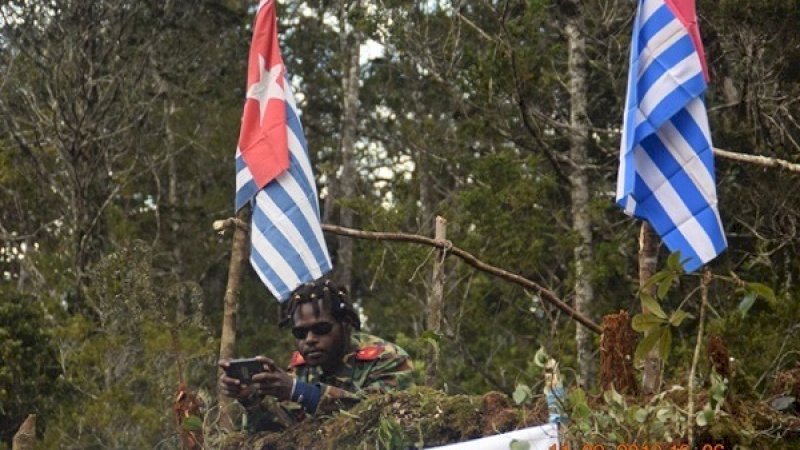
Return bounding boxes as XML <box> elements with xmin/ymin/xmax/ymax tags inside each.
<box><xmin>244</xmin><ymin>332</ymin><xmax>413</xmax><ymax>432</ymax></box>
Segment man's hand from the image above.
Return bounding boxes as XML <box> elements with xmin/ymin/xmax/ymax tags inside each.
<box><xmin>218</xmin><ymin>358</ymin><xmax>265</xmax><ymax>405</ymax></box>
<box><xmin>249</xmin><ymin>357</ymin><xmax>294</xmax><ymax>402</ymax></box>
<box><xmin>218</xmin><ymin>356</ymin><xmax>294</xmax><ymax>404</ymax></box>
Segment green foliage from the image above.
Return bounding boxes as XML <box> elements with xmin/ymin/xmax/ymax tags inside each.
<box><xmin>38</xmin><ymin>242</ymin><xmax>214</xmax><ymax>449</ymax></box>
<box><xmin>632</xmin><ymin>253</ymin><xmax>691</xmax><ymax>364</ymax></box>
<box><xmin>376</xmin><ymin>416</ymin><xmax>412</xmax><ymax>449</ymax></box>
<box><xmin>695</xmin><ymin>372</ymin><xmax>728</xmax><ymax>427</ymax></box>
<box><xmin>565</xmin><ymin>386</ymin><xmax>690</xmax><ymax>445</ymax></box>
<box><xmin>0</xmin><ymin>289</ymin><xmax>62</xmax><ymax>443</ymax></box>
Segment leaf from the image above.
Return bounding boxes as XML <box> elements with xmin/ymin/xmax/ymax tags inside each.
<box><xmin>574</xmin><ymin>402</ymin><xmax>592</xmax><ymax>420</ymax></box>
<box><xmin>769</xmin><ymin>396</ymin><xmax>796</xmax><ymax>411</ymax></box>
<box><xmin>642</xmin><ymin>271</ymin><xmax>670</xmax><ymax>293</ymax></box>
<box><xmin>669</xmin><ymin>309</ymin><xmax>693</xmax><ymax>327</ymax></box>
<box><xmin>657</xmin><ymin>273</ymin><xmax>676</xmax><ymax>299</ymax></box>
<box><xmin>635</xmin><ymin>328</ymin><xmax>663</xmax><ymax>363</ymax></box>
<box><xmin>641</xmin><ymin>293</ymin><xmax>667</xmax><ymax>319</ymax></box>
<box><xmin>533</xmin><ymin>346</ymin><xmax>549</xmax><ymax>368</ymax></box>
<box><xmin>695</xmin><ymin>410</ymin><xmax>707</xmax><ymax>427</ymax></box>
<box><xmin>632</xmin><ymin>313</ymin><xmax>667</xmax><ymax>332</ymax></box>
<box><xmin>703</xmin><ymin>408</ymin><xmax>715</xmax><ymax>425</ymax></box>
<box><xmin>509</xmin><ymin>439</ymin><xmax>531</xmax><ymax>450</ymax></box>
<box><xmin>656</xmin><ymin>407</ymin><xmax>672</xmax><ymax>422</ymax></box>
<box><xmin>181</xmin><ymin>415</ymin><xmax>203</xmax><ymax>431</ymax></box>
<box><xmin>512</xmin><ymin>384</ymin><xmax>532</xmax><ymax>405</ymax></box>
<box><xmin>658</xmin><ymin>327</ymin><xmax>673</xmax><ymax>361</ymax></box>
<box><xmin>603</xmin><ymin>387</ymin><xmax>625</xmax><ymax>408</ymax></box>
<box><xmin>420</xmin><ymin>330</ymin><xmax>441</xmax><ymax>343</ymax></box>
<box><xmin>738</xmin><ymin>293</ymin><xmax>757</xmax><ymax>317</ymax></box>
<box><xmin>667</xmin><ymin>251</ymin><xmax>683</xmax><ymax>272</ymax></box>
<box><xmin>569</xmin><ymin>387</ymin><xmax>587</xmax><ymax>405</ymax></box>
<box><xmin>569</xmin><ymin>388</ymin><xmax>591</xmax><ymax>419</ymax></box>
<box><xmin>634</xmin><ymin>407</ymin><xmax>648</xmax><ymax>423</ymax></box>
<box><xmin>420</xmin><ymin>330</ymin><xmax>441</xmax><ymax>353</ymax></box>
<box><xmin>746</xmin><ymin>282</ymin><xmax>776</xmax><ymax>304</ymax></box>
<box><xmin>339</xmin><ymin>409</ymin><xmax>361</xmax><ymax>419</ymax></box>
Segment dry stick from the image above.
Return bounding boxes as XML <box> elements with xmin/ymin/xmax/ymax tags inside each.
<box><xmin>688</xmin><ymin>268</ymin><xmax>711</xmax><ymax>448</ymax></box>
<box><xmin>714</xmin><ymin>147</ymin><xmax>800</xmax><ymax>173</ymax></box>
<box><xmin>639</xmin><ymin>222</ymin><xmax>662</xmax><ymax>395</ymax></box>
<box><xmin>216</xmin><ymin>206</ymin><xmax>251</xmax><ymax>431</ymax></box>
<box><xmin>12</xmin><ymin>415</ymin><xmax>36</xmax><ymax>450</ymax></box>
<box><xmin>425</xmin><ymin>216</ymin><xmax>447</xmax><ymax>387</ymax></box>
<box><xmin>321</xmin><ymin>223</ymin><xmax>602</xmax><ymax>335</ymax></box>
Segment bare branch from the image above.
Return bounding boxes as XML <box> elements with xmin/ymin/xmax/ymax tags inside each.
<box><xmin>714</xmin><ymin>147</ymin><xmax>800</xmax><ymax>173</ymax></box>
<box><xmin>322</xmin><ymin>223</ymin><xmax>602</xmax><ymax>334</ymax></box>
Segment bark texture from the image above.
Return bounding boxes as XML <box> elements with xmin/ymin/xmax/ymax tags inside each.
<box><xmin>425</xmin><ymin>217</ymin><xmax>447</xmax><ymax>387</ymax></box>
<box><xmin>565</xmin><ymin>5</ymin><xmax>596</xmax><ymax>388</ymax></box>
<box><xmin>217</xmin><ymin>206</ymin><xmax>251</xmax><ymax>430</ymax></box>
<box><xmin>639</xmin><ymin>221</ymin><xmax>661</xmax><ymax>394</ymax></box>
<box><xmin>335</xmin><ymin>5</ymin><xmax>361</xmax><ymax>292</ymax></box>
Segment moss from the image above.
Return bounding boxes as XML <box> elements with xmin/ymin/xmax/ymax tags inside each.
<box><xmin>226</xmin><ymin>387</ymin><xmax>800</xmax><ymax>450</ymax></box>
<box><xmin>227</xmin><ymin>387</ymin><xmax>548</xmax><ymax>449</ymax></box>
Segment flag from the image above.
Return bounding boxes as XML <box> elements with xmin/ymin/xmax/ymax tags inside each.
<box><xmin>235</xmin><ymin>0</ymin><xmax>331</xmax><ymax>301</ymax></box>
<box><xmin>616</xmin><ymin>0</ymin><xmax>727</xmax><ymax>272</ymax></box>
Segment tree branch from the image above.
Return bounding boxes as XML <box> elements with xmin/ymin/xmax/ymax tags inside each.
<box><xmin>714</xmin><ymin>147</ymin><xmax>800</xmax><ymax>173</ymax></box>
<box><xmin>322</xmin><ymin>223</ymin><xmax>602</xmax><ymax>334</ymax></box>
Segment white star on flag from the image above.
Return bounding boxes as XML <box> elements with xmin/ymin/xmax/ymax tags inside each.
<box><xmin>246</xmin><ymin>55</ymin><xmax>285</xmax><ymax>126</ymax></box>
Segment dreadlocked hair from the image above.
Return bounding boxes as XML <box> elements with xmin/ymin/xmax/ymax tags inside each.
<box><xmin>280</xmin><ymin>277</ymin><xmax>361</xmax><ymax>330</ymax></box>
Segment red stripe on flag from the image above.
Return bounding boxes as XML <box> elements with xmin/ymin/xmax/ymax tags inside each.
<box><xmin>664</xmin><ymin>0</ymin><xmax>709</xmax><ymax>82</ymax></box>
<box><xmin>238</xmin><ymin>0</ymin><xmax>290</xmax><ymax>189</ymax></box>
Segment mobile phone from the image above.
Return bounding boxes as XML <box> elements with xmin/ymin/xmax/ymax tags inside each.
<box><xmin>224</xmin><ymin>358</ymin><xmax>267</xmax><ymax>382</ymax></box>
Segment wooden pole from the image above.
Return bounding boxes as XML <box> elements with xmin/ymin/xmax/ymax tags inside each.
<box><xmin>216</xmin><ymin>206</ymin><xmax>251</xmax><ymax>430</ymax></box>
<box><xmin>639</xmin><ymin>221</ymin><xmax>661</xmax><ymax>394</ymax></box>
<box><xmin>321</xmin><ymin>223</ymin><xmax>602</xmax><ymax>334</ymax></box>
<box><xmin>425</xmin><ymin>216</ymin><xmax>447</xmax><ymax>387</ymax></box>
<box><xmin>688</xmin><ymin>268</ymin><xmax>711</xmax><ymax>448</ymax></box>
<box><xmin>12</xmin><ymin>414</ymin><xmax>36</xmax><ymax>450</ymax></box>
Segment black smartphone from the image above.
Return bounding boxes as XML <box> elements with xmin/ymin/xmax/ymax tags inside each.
<box><xmin>224</xmin><ymin>357</ymin><xmax>267</xmax><ymax>382</ymax></box>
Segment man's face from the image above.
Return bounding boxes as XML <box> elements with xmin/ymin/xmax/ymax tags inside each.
<box><xmin>292</xmin><ymin>301</ymin><xmax>347</xmax><ymax>371</ymax></box>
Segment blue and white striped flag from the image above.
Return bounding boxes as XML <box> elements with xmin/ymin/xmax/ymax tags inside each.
<box><xmin>616</xmin><ymin>0</ymin><xmax>727</xmax><ymax>272</ymax></box>
<box><xmin>235</xmin><ymin>0</ymin><xmax>331</xmax><ymax>301</ymax></box>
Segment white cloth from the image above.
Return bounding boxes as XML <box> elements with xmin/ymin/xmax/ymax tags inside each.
<box><xmin>425</xmin><ymin>423</ymin><xmax>559</xmax><ymax>450</ymax></box>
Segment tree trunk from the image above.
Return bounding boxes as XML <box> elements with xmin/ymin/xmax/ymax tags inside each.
<box><xmin>639</xmin><ymin>221</ymin><xmax>662</xmax><ymax>394</ymax></box>
<box><xmin>425</xmin><ymin>216</ymin><xmax>447</xmax><ymax>387</ymax></box>
<box><xmin>335</xmin><ymin>5</ymin><xmax>361</xmax><ymax>292</ymax></box>
<box><xmin>565</xmin><ymin>6</ymin><xmax>595</xmax><ymax>389</ymax></box>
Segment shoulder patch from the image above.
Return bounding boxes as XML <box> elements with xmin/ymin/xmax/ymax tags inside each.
<box><xmin>355</xmin><ymin>345</ymin><xmax>383</xmax><ymax>361</ymax></box>
<box><xmin>290</xmin><ymin>351</ymin><xmax>306</xmax><ymax>367</ymax></box>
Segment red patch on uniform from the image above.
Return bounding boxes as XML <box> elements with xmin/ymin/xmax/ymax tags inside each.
<box><xmin>290</xmin><ymin>351</ymin><xmax>306</xmax><ymax>367</ymax></box>
<box><xmin>355</xmin><ymin>345</ymin><xmax>383</xmax><ymax>361</ymax></box>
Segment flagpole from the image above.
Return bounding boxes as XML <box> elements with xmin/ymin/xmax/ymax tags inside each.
<box><xmin>215</xmin><ymin>205</ymin><xmax>251</xmax><ymax>430</ymax></box>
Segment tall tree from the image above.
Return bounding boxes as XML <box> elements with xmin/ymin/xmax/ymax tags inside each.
<box><xmin>335</xmin><ymin>0</ymin><xmax>363</xmax><ymax>292</ymax></box>
<box><xmin>561</xmin><ymin>0</ymin><xmax>596</xmax><ymax>388</ymax></box>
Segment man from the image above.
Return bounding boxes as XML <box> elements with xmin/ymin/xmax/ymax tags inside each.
<box><xmin>219</xmin><ymin>277</ymin><xmax>414</xmax><ymax>432</ymax></box>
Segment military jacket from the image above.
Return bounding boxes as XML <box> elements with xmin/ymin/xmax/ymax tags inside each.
<box><xmin>245</xmin><ymin>332</ymin><xmax>413</xmax><ymax>432</ymax></box>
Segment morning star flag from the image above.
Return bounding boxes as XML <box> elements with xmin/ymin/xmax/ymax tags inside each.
<box><xmin>616</xmin><ymin>0</ymin><xmax>727</xmax><ymax>272</ymax></box>
<box><xmin>235</xmin><ymin>0</ymin><xmax>331</xmax><ymax>300</ymax></box>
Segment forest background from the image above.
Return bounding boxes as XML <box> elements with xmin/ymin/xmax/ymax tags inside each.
<box><xmin>1</xmin><ymin>0</ymin><xmax>799</xmax><ymax>448</ymax></box>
